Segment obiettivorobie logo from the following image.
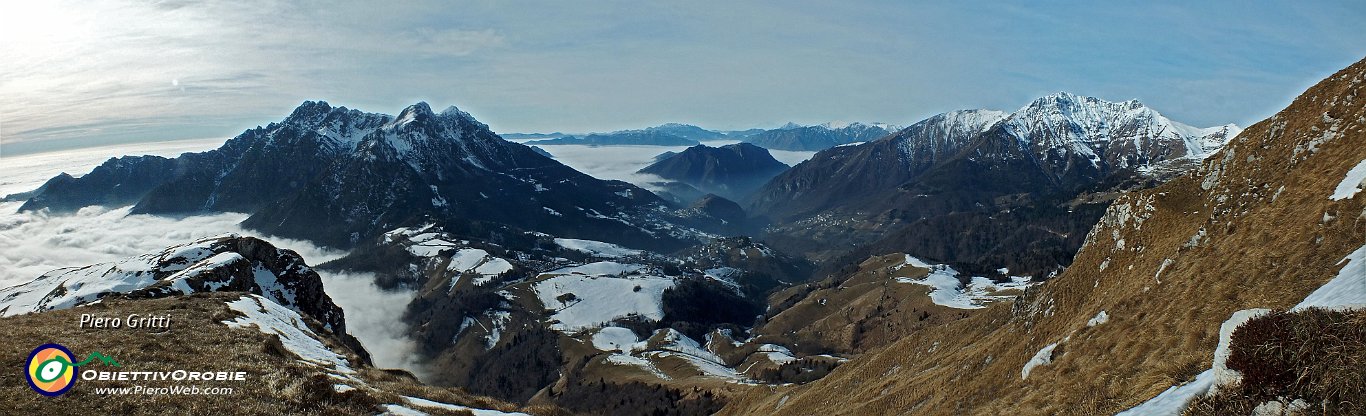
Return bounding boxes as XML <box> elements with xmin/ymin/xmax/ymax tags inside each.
<box><xmin>26</xmin><ymin>343</ymin><xmax>119</xmax><ymax>397</ymax></box>
<box><xmin>25</xmin><ymin>343</ymin><xmax>246</xmax><ymax>397</ymax></box>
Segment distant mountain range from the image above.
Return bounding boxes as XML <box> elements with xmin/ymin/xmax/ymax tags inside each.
<box><xmin>743</xmin><ymin>121</ymin><xmax>902</xmax><ymax>151</ymax></box>
<box><xmin>516</xmin><ymin>121</ymin><xmax>901</xmax><ymax>151</ymax></box>
<box><xmin>525</xmin><ymin>130</ymin><xmax>702</xmax><ymax>146</ymax></box>
<box><xmin>522</xmin><ymin>122</ymin><xmax>727</xmax><ymax>146</ymax></box>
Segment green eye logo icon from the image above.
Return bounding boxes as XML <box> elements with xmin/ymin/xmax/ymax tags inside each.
<box><xmin>26</xmin><ymin>344</ymin><xmax>77</xmax><ymax>397</ymax></box>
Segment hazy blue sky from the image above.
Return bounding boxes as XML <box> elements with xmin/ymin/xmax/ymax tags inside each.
<box><xmin>2</xmin><ymin>1</ymin><xmax>1363</xmax><ymax>155</ymax></box>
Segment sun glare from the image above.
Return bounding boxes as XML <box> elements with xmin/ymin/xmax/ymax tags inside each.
<box><xmin>0</xmin><ymin>2</ymin><xmax>97</xmax><ymax>61</ymax></box>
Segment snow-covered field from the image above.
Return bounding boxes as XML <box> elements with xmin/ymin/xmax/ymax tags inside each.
<box><xmin>532</xmin><ymin>263</ymin><xmax>675</xmax><ymax>333</ymax></box>
<box><xmin>894</xmin><ymin>255</ymin><xmax>1035</xmax><ymax>309</ymax></box>
<box><xmin>554</xmin><ymin>238</ymin><xmax>643</xmax><ymax>258</ymax></box>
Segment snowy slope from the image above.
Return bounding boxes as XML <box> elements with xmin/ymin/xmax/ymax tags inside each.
<box><xmin>532</xmin><ymin>265</ymin><xmax>675</xmax><ymax>333</ymax></box>
<box><xmin>0</xmin><ymin>234</ymin><xmax>349</xmax><ymax>334</ymax></box>
<box><xmin>999</xmin><ymin>92</ymin><xmax>1240</xmax><ymax>171</ymax></box>
<box><xmin>893</xmin><ymin>255</ymin><xmax>1035</xmax><ymax>310</ymax></box>
<box><xmin>223</xmin><ymin>294</ymin><xmax>356</xmax><ymax>378</ymax></box>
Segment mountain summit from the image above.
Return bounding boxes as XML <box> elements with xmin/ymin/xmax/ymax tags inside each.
<box><xmin>16</xmin><ymin>101</ymin><xmax>700</xmax><ymax>250</ymax></box>
<box><xmin>638</xmin><ymin>142</ymin><xmax>790</xmax><ymax>201</ymax></box>
<box><xmin>999</xmin><ymin>92</ymin><xmax>1241</xmax><ymax>183</ymax></box>
<box><xmin>749</xmin><ymin>93</ymin><xmax>1239</xmax><ymax>275</ymax></box>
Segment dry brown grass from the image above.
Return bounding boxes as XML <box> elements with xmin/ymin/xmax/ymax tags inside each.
<box><xmin>0</xmin><ymin>292</ymin><xmax>532</xmax><ymax>415</ymax></box>
<box><xmin>720</xmin><ymin>56</ymin><xmax>1366</xmax><ymax>415</ymax></box>
<box><xmin>1187</xmin><ymin>309</ymin><xmax>1365</xmax><ymax>415</ymax></box>
<box><xmin>752</xmin><ymin>254</ymin><xmax>981</xmax><ymax>355</ymax></box>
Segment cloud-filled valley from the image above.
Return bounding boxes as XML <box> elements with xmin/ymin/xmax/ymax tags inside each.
<box><xmin>0</xmin><ymin>201</ymin><xmax>422</xmax><ymax>374</ymax></box>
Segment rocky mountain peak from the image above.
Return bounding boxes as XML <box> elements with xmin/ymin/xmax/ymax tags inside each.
<box><xmin>994</xmin><ymin>92</ymin><xmax>1241</xmax><ymax>176</ymax></box>
<box><xmin>394</xmin><ymin>101</ymin><xmax>435</xmax><ymax>123</ymax></box>
<box><xmin>284</xmin><ymin>99</ymin><xmax>335</xmax><ymax>121</ymax></box>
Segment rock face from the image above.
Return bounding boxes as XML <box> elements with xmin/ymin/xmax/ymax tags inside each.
<box><xmin>743</xmin><ymin>121</ymin><xmax>900</xmax><ymax>151</ymax></box>
<box><xmin>15</xmin><ymin>101</ymin><xmax>698</xmax><ymax>251</ymax></box>
<box><xmin>749</xmin><ymin>96</ymin><xmax>1239</xmax><ymax>276</ymax></box>
<box><xmin>0</xmin><ymin>235</ymin><xmax>347</xmax><ymax>332</ymax></box>
<box><xmin>719</xmin><ymin>56</ymin><xmax>1366</xmax><ymax>416</ymax></box>
<box><xmin>638</xmin><ymin>143</ymin><xmax>790</xmax><ymax>201</ymax></box>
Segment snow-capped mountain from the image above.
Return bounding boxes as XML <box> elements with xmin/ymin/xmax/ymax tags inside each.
<box><xmin>743</xmin><ymin>121</ymin><xmax>901</xmax><ymax>151</ymax></box>
<box><xmin>996</xmin><ymin>92</ymin><xmax>1241</xmax><ymax>184</ymax></box>
<box><xmin>819</xmin><ymin>120</ymin><xmax>901</xmax><ymax>132</ymax></box>
<box><xmin>16</xmin><ymin>101</ymin><xmax>703</xmax><ymax>251</ymax></box>
<box><xmin>749</xmin><ymin>94</ymin><xmax>1239</xmax><ymax>276</ymax></box>
<box><xmin>643</xmin><ymin>123</ymin><xmax>729</xmax><ymax>141</ymax></box>
<box><xmin>724</xmin><ymin>55</ymin><xmax>1366</xmax><ymax>416</ymax></box>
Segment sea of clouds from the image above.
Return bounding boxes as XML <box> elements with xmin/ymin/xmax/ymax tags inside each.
<box><xmin>0</xmin><ymin>201</ymin><xmax>423</xmax><ymax>374</ymax></box>
<box><xmin>0</xmin><ymin>140</ymin><xmax>426</xmax><ymax>374</ymax></box>
<box><xmin>0</xmin><ymin>137</ymin><xmax>816</xmax><ymax>378</ymax></box>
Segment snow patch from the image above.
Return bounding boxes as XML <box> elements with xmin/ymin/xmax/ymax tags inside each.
<box><xmin>1211</xmin><ymin>309</ymin><xmax>1272</xmax><ymax>392</ymax></box>
<box><xmin>548</xmin><ymin>261</ymin><xmax>645</xmax><ymax>276</ymax></box>
<box><xmin>1115</xmin><ymin>370</ymin><xmax>1215</xmax><ymax>416</ymax></box>
<box><xmin>1020</xmin><ymin>342</ymin><xmax>1059</xmax><ymax>380</ymax></box>
<box><xmin>650</xmin><ymin>329</ymin><xmax>743</xmax><ymax>380</ymax></box>
<box><xmin>894</xmin><ymin>255</ymin><xmax>1034</xmax><ymax>309</ymax></box>
<box><xmin>222</xmin><ymin>295</ymin><xmax>355</xmax><ymax>378</ymax></box>
<box><xmin>605</xmin><ymin>353</ymin><xmax>671</xmax><ymax>380</ymax></box>
<box><xmin>1329</xmin><ymin>159</ymin><xmax>1366</xmax><ymax>200</ymax></box>
<box><xmin>554</xmin><ymin>238</ymin><xmax>643</xmax><ymax>258</ymax></box>
<box><xmin>1292</xmin><ymin>243</ymin><xmax>1366</xmax><ymax>311</ymax></box>
<box><xmin>758</xmin><ymin>344</ymin><xmax>797</xmax><ymax>365</ymax></box>
<box><xmin>533</xmin><ymin>268</ymin><xmax>674</xmax><ymax>333</ymax></box>
<box><xmin>1087</xmin><ymin>310</ymin><xmax>1109</xmax><ymax>327</ymax></box>
<box><xmin>592</xmin><ymin>326</ymin><xmax>643</xmax><ymax>352</ymax></box>
<box><xmin>1121</xmin><ymin>245</ymin><xmax>1366</xmax><ymax>416</ymax></box>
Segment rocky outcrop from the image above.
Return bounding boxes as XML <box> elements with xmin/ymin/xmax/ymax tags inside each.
<box><xmin>0</xmin><ymin>234</ymin><xmax>365</xmax><ymax>361</ymax></box>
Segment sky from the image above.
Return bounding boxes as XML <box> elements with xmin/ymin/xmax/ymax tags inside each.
<box><xmin>1</xmin><ymin>0</ymin><xmax>1364</xmax><ymax>155</ymax></box>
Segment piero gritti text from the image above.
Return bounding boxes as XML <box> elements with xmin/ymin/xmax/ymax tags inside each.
<box><xmin>79</xmin><ymin>313</ymin><xmax>172</xmax><ymax>329</ymax></box>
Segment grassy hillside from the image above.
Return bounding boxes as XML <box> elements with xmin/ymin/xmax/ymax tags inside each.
<box><xmin>720</xmin><ymin>56</ymin><xmax>1366</xmax><ymax>416</ymax></box>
